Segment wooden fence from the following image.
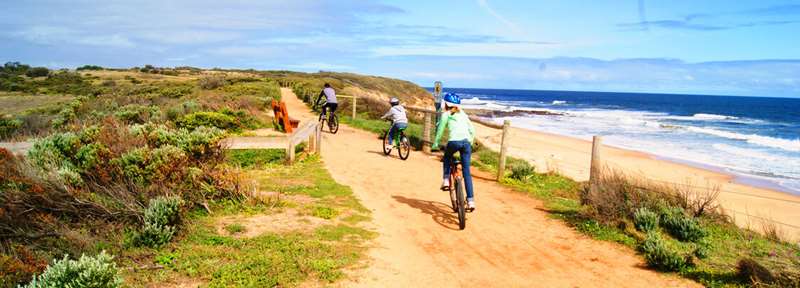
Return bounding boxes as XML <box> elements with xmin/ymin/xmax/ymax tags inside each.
<box><xmin>224</xmin><ymin>121</ymin><xmax>321</xmax><ymax>164</ymax></box>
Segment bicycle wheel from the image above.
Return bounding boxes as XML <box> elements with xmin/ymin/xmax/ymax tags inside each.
<box><xmin>318</xmin><ymin>113</ymin><xmax>326</xmax><ymax>129</ymax></box>
<box><xmin>455</xmin><ymin>176</ymin><xmax>466</xmax><ymax>230</ymax></box>
<box><xmin>448</xmin><ymin>172</ymin><xmax>458</xmax><ymax>213</ymax></box>
<box><xmin>329</xmin><ymin>114</ymin><xmax>339</xmax><ymax>134</ymax></box>
<box><xmin>398</xmin><ymin>134</ymin><xmax>410</xmax><ymax>160</ymax></box>
<box><xmin>382</xmin><ymin>131</ymin><xmax>392</xmax><ymax>155</ymax></box>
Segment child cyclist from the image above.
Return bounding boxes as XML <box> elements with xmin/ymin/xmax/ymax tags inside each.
<box><xmin>380</xmin><ymin>97</ymin><xmax>408</xmax><ymax>150</ymax></box>
<box><xmin>431</xmin><ymin>93</ymin><xmax>477</xmax><ymax>211</ymax></box>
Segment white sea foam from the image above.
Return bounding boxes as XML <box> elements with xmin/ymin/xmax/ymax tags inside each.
<box><xmin>692</xmin><ymin>113</ymin><xmax>738</xmax><ymax>120</ymax></box>
<box><xmin>687</xmin><ymin>126</ymin><xmax>800</xmax><ymax>152</ymax></box>
<box><xmin>712</xmin><ymin>143</ymin><xmax>780</xmax><ymax>161</ymax></box>
<box><xmin>552</xmin><ymin>100</ymin><xmax>567</xmax><ymax>105</ymax></box>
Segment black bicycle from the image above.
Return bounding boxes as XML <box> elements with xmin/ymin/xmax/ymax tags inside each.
<box><xmin>316</xmin><ymin>104</ymin><xmax>339</xmax><ymax>134</ymax></box>
<box><xmin>382</xmin><ymin>125</ymin><xmax>411</xmax><ymax>160</ymax></box>
<box><xmin>446</xmin><ymin>158</ymin><xmax>467</xmax><ymax>230</ymax></box>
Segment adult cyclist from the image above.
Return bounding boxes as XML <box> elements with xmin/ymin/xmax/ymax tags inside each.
<box><xmin>314</xmin><ymin>83</ymin><xmax>337</xmax><ymax>122</ymax></box>
<box><xmin>431</xmin><ymin>92</ymin><xmax>477</xmax><ymax>211</ymax></box>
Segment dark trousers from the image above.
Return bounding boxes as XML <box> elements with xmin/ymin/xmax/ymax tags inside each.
<box><xmin>323</xmin><ymin>103</ymin><xmax>338</xmax><ymax>121</ymax></box>
<box><xmin>443</xmin><ymin>140</ymin><xmax>474</xmax><ymax>200</ymax></box>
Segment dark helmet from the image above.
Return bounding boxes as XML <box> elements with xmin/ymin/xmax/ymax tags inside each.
<box><xmin>324</xmin><ymin>83</ymin><xmax>331</xmax><ymax>88</ymax></box>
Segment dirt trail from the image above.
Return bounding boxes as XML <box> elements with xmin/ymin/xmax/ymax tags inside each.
<box><xmin>281</xmin><ymin>89</ymin><xmax>698</xmax><ymax>287</ymax></box>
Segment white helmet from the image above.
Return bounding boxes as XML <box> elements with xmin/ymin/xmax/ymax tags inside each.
<box><xmin>389</xmin><ymin>97</ymin><xmax>400</xmax><ymax>106</ymax></box>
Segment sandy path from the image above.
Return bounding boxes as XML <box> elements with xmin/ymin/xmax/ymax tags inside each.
<box><xmin>473</xmin><ymin>122</ymin><xmax>800</xmax><ymax>241</ymax></box>
<box><xmin>280</xmin><ymin>89</ymin><xmax>698</xmax><ymax>287</ymax></box>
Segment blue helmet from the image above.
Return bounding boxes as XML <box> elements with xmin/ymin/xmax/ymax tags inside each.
<box><xmin>443</xmin><ymin>92</ymin><xmax>461</xmax><ymax>106</ymax></box>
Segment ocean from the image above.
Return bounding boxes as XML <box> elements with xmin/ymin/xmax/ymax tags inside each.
<box><xmin>434</xmin><ymin>88</ymin><xmax>800</xmax><ymax>194</ymax></box>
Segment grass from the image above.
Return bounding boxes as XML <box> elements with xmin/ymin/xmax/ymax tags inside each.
<box><xmin>224</xmin><ymin>223</ymin><xmax>246</xmax><ymax>235</ymax></box>
<box><xmin>225</xmin><ymin>149</ymin><xmax>287</xmax><ymax>168</ymax></box>
<box><xmin>0</xmin><ymin>93</ymin><xmax>73</xmax><ymax>115</ymax></box>
<box><xmin>339</xmin><ymin>113</ymin><xmax>427</xmax><ymax>149</ymax></box>
<box><xmin>122</xmin><ymin>156</ymin><xmax>373</xmax><ymax>287</ymax></box>
<box><xmin>469</xmin><ymin>144</ymin><xmax>800</xmax><ymax>288</ymax></box>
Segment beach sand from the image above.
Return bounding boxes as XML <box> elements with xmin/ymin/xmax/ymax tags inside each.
<box><xmin>473</xmin><ymin>121</ymin><xmax>800</xmax><ymax>241</ymax></box>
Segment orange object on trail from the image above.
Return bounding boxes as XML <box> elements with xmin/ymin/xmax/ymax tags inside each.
<box><xmin>272</xmin><ymin>100</ymin><xmax>300</xmax><ymax>133</ymax></box>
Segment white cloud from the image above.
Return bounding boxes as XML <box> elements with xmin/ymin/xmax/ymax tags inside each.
<box><xmin>14</xmin><ymin>26</ymin><xmax>134</xmax><ymax>48</ymax></box>
<box><xmin>476</xmin><ymin>0</ymin><xmax>522</xmax><ymax>33</ymax></box>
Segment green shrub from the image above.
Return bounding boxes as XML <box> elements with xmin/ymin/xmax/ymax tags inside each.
<box><xmin>509</xmin><ymin>162</ymin><xmax>535</xmax><ymax>181</ymax></box>
<box><xmin>76</xmin><ymin>65</ymin><xmax>103</xmax><ymax>71</ymax></box>
<box><xmin>639</xmin><ymin>232</ymin><xmax>689</xmax><ymax>272</ymax></box>
<box><xmin>25</xmin><ymin>67</ymin><xmax>50</xmax><ymax>78</ymax></box>
<box><xmin>633</xmin><ymin>207</ymin><xmax>659</xmax><ymax>232</ymax></box>
<box><xmin>660</xmin><ymin>206</ymin><xmax>707</xmax><ymax>242</ymax></box>
<box><xmin>199</xmin><ymin>75</ymin><xmax>225</xmax><ymax>89</ymax></box>
<box><xmin>158</xmin><ymin>85</ymin><xmax>193</xmax><ymax>98</ymax></box>
<box><xmin>51</xmin><ymin>96</ymin><xmax>88</xmax><ymax>128</ymax></box>
<box><xmin>176</xmin><ymin>111</ymin><xmax>239</xmax><ymax>131</ymax></box>
<box><xmin>0</xmin><ymin>116</ymin><xmax>22</xmax><ymax>139</ymax></box>
<box><xmin>128</xmin><ymin>196</ymin><xmax>183</xmax><ymax>247</ymax></box>
<box><xmin>22</xmin><ymin>251</ymin><xmax>122</xmax><ymax>288</ymax></box>
<box><xmin>114</xmin><ymin>104</ymin><xmax>160</xmax><ymax>123</ymax></box>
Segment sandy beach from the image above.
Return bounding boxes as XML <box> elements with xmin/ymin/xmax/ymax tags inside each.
<box><xmin>473</xmin><ymin>121</ymin><xmax>800</xmax><ymax>241</ymax></box>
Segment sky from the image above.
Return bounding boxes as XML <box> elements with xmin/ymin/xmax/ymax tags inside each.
<box><xmin>1</xmin><ymin>0</ymin><xmax>799</xmax><ymax>97</ymax></box>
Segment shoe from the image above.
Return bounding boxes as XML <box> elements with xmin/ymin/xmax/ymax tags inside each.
<box><xmin>466</xmin><ymin>200</ymin><xmax>476</xmax><ymax>212</ymax></box>
<box><xmin>384</xmin><ymin>144</ymin><xmax>393</xmax><ymax>151</ymax></box>
<box><xmin>440</xmin><ymin>178</ymin><xmax>450</xmax><ymax>191</ymax></box>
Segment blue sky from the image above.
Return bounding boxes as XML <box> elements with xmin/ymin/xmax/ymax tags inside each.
<box><xmin>2</xmin><ymin>0</ymin><xmax>799</xmax><ymax>97</ymax></box>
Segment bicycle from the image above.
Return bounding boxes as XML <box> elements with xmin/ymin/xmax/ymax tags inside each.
<box><xmin>381</xmin><ymin>124</ymin><xmax>411</xmax><ymax>160</ymax></box>
<box><xmin>315</xmin><ymin>102</ymin><xmax>339</xmax><ymax>134</ymax></box>
<box><xmin>445</xmin><ymin>157</ymin><xmax>467</xmax><ymax>230</ymax></box>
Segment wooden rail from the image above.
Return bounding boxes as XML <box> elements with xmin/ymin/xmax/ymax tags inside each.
<box><xmin>337</xmin><ymin>95</ymin><xmax>358</xmax><ymax>119</ymax></box>
<box><xmin>224</xmin><ymin>121</ymin><xmax>321</xmax><ymax>165</ymax></box>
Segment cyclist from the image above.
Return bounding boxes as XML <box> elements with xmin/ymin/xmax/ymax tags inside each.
<box><xmin>380</xmin><ymin>97</ymin><xmax>408</xmax><ymax>150</ymax></box>
<box><xmin>431</xmin><ymin>92</ymin><xmax>476</xmax><ymax>211</ymax></box>
<box><xmin>314</xmin><ymin>83</ymin><xmax>338</xmax><ymax>122</ymax></box>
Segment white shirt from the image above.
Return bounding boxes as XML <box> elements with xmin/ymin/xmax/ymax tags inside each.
<box><xmin>323</xmin><ymin>87</ymin><xmax>337</xmax><ymax>104</ymax></box>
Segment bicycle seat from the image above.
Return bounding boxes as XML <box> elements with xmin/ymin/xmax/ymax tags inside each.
<box><xmin>452</xmin><ymin>160</ymin><xmax>461</xmax><ymax>165</ymax></box>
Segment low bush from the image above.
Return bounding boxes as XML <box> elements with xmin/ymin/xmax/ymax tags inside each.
<box><xmin>659</xmin><ymin>206</ymin><xmax>707</xmax><ymax>242</ymax></box>
<box><xmin>633</xmin><ymin>207</ymin><xmax>659</xmax><ymax>232</ymax></box>
<box><xmin>639</xmin><ymin>232</ymin><xmax>689</xmax><ymax>272</ymax></box>
<box><xmin>226</xmin><ymin>149</ymin><xmax>286</xmax><ymax>168</ymax></box>
<box><xmin>158</xmin><ymin>85</ymin><xmax>193</xmax><ymax>98</ymax></box>
<box><xmin>199</xmin><ymin>75</ymin><xmax>225</xmax><ymax>90</ymax></box>
<box><xmin>76</xmin><ymin>65</ymin><xmax>103</xmax><ymax>71</ymax></box>
<box><xmin>509</xmin><ymin>162</ymin><xmax>535</xmax><ymax>181</ymax></box>
<box><xmin>176</xmin><ymin>111</ymin><xmax>239</xmax><ymax>131</ymax></box>
<box><xmin>0</xmin><ymin>116</ymin><xmax>22</xmax><ymax>139</ymax></box>
<box><xmin>51</xmin><ymin>96</ymin><xmax>88</xmax><ymax>128</ymax></box>
<box><xmin>25</xmin><ymin>67</ymin><xmax>50</xmax><ymax>78</ymax></box>
<box><xmin>114</xmin><ymin>104</ymin><xmax>160</xmax><ymax>123</ymax></box>
<box><xmin>22</xmin><ymin>251</ymin><xmax>122</xmax><ymax>288</ymax></box>
<box><xmin>127</xmin><ymin>197</ymin><xmax>183</xmax><ymax>247</ymax></box>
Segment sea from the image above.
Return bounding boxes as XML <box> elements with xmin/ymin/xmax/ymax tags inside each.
<box><xmin>433</xmin><ymin>88</ymin><xmax>800</xmax><ymax>194</ymax></box>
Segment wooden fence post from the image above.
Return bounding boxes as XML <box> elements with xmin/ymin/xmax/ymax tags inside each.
<box><xmin>589</xmin><ymin>136</ymin><xmax>603</xmax><ymax>189</ymax></box>
<box><xmin>286</xmin><ymin>137</ymin><xmax>296</xmax><ymax>164</ymax></box>
<box><xmin>352</xmin><ymin>97</ymin><xmax>357</xmax><ymax>119</ymax></box>
<box><xmin>423</xmin><ymin>112</ymin><xmax>432</xmax><ymax>154</ymax></box>
<box><xmin>497</xmin><ymin>120</ymin><xmax>511</xmax><ymax>181</ymax></box>
<box><xmin>314</xmin><ymin>123</ymin><xmax>322</xmax><ymax>154</ymax></box>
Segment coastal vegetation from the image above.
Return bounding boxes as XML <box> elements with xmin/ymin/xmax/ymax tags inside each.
<box><xmin>0</xmin><ymin>63</ymin><xmax>382</xmax><ymax>287</ymax></box>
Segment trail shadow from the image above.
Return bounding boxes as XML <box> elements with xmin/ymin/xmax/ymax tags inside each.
<box><xmin>392</xmin><ymin>195</ymin><xmax>459</xmax><ymax>230</ymax></box>
<box><xmin>367</xmin><ymin>150</ymin><xmax>392</xmax><ymax>157</ymax></box>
